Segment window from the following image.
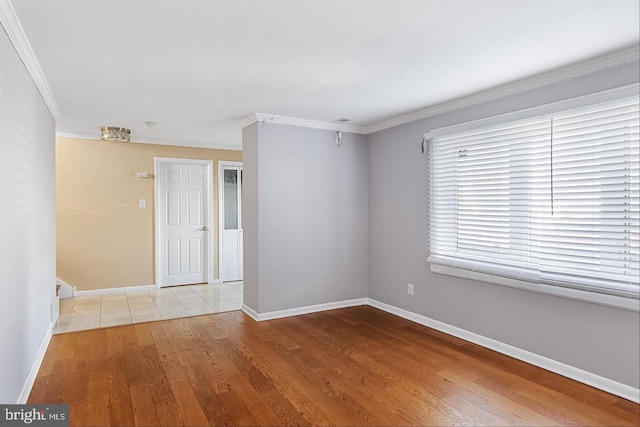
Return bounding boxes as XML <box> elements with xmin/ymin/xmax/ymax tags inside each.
<box><xmin>427</xmin><ymin>90</ymin><xmax>639</xmax><ymax>305</ymax></box>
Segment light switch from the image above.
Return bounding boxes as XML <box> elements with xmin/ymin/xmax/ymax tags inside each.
<box><xmin>137</xmin><ymin>172</ymin><xmax>148</xmax><ymax>178</ymax></box>
<box><xmin>139</xmin><ymin>199</ymin><xmax>146</xmax><ymax>208</ymax></box>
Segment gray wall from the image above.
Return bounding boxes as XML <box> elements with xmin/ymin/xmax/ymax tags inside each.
<box><xmin>242</xmin><ymin>123</ymin><xmax>259</xmax><ymax>310</ymax></box>
<box><xmin>367</xmin><ymin>62</ymin><xmax>640</xmax><ymax>389</ymax></box>
<box><xmin>0</xmin><ymin>26</ymin><xmax>56</xmax><ymax>402</ymax></box>
<box><xmin>243</xmin><ymin>122</ymin><xmax>368</xmax><ymax>313</ymax></box>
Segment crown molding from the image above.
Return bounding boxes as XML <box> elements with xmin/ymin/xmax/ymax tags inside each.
<box><xmin>134</xmin><ymin>136</ymin><xmax>241</xmax><ymax>151</ymax></box>
<box><xmin>55</xmin><ymin>132</ymin><xmax>242</xmax><ymax>151</ymax></box>
<box><xmin>0</xmin><ymin>0</ymin><xmax>61</xmax><ymax>119</ymax></box>
<box><xmin>238</xmin><ymin>45</ymin><xmax>638</xmax><ymax>137</ymax></box>
<box><xmin>55</xmin><ymin>131</ymin><xmax>98</xmax><ymax>141</ymax></box>
<box><xmin>241</xmin><ymin>112</ymin><xmax>367</xmax><ymax>134</ymax></box>
<box><xmin>363</xmin><ymin>45</ymin><xmax>640</xmax><ymax>134</ymax></box>
<box><xmin>10</xmin><ymin>11</ymin><xmax>632</xmax><ymax>141</ymax></box>
<box><xmin>239</xmin><ymin>113</ymin><xmax>260</xmax><ymax>129</ymax></box>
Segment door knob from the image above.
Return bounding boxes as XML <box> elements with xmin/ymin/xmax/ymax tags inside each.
<box><xmin>201</xmin><ymin>226</ymin><xmax>209</xmax><ymax>231</ymax></box>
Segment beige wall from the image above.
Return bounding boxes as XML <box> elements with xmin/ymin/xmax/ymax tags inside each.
<box><xmin>56</xmin><ymin>137</ymin><xmax>242</xmax><ymax>291</ymax></box>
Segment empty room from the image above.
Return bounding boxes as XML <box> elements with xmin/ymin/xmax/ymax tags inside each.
<box><xmin>0</xmin><ymin>0</ymin><xmax>639</xmax><ymax>426</ymax></box>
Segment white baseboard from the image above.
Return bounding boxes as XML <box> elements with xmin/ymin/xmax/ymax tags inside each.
<box><xmin>242</xmin><ymin>298</ymin><xmax>368</xmax><ymax>322</ymax></box>
<box><xmin>209</xmin><ymin>279</ymin><xmax>223</xmax><ymax>284</ymax></box>
<box><xmin>366</xmin><ymin>298</ymin><xmax>640</xmax><ymax>404</ymax></box>
<box><xmin>17</xmin><ymin>322</ymin><xmax>53</xmax><ymax>404</ymax></box>
<box><xmin>75</xmin><ymin>284</ymin><xmax>157</xmax><ymax>297</ymax></box>
<box><xmin>242</xmin><ymin>304</ymin><xmax>260</xmax><ymax>321</ymax></box>
<box><xmin>55</xmin><ymin>277</ymin><xmax>74</xmax><ymax>299</ymax></box>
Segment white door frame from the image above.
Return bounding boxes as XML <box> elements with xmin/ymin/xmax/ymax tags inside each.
<box><xmin>154</xmin><ymin>157</ymin><xmax>215</xmax><ymax>288</ymax></box>
<box><xmin>218</xmin><ymin>160</ymin><xmax>243</xmax><ymax>282</ymax></box>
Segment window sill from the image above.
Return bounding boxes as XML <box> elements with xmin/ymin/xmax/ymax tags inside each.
<box><xmin>430</xmin><ymin>263</ymin><xmax>640</xmax><ymax>312</ymax></box>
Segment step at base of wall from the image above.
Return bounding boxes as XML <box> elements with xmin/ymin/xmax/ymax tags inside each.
<box><xmin>50</xmin><ymin>296</ymin><xmax>59</xmax><ymax>325</ymax></box>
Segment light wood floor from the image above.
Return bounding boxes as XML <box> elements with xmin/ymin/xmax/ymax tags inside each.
<box><xmin>29</xmin><ymin>306</ymin><xmax>639</xmax><ymax>426</ymax></box>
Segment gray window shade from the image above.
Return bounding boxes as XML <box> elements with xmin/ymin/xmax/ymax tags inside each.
<box><xmin>428</xmin><ymin>95</ymin><xmax>639</xmax><ymax>299</ymax></box>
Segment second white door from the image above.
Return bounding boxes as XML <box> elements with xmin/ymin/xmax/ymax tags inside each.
<box><xmin>221</xmin><ymin>163</ymin><xmax>243</xmax><ymax>282</ymax></box>
<box><xmin>156</xmin><ymin>159</ymin><xmax>211</xmax><ymax>287</ymax></box>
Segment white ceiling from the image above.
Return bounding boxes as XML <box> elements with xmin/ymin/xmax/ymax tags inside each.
<box><xmin>9</xmin><ymin>0</ymin><xmax>640</xmax><ymax>150</ymax></box>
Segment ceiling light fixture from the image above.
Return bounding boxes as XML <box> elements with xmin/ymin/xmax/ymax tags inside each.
<box><xmin>333</xmin><ymin>118</ymin><xmax>351</xmax><ymax>124</ymax></box>
<box><xmin>144</xmin><ymin>121</ymin><xmax>157</xmax><ymax>128</ymax></box>
<box><xmin>101</xmin><ymin>126</ymin><xmax>131</xmax><ymax>142</ymax></box>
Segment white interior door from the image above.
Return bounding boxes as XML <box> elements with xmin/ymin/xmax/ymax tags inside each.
<box><xmin>220</xmin><ymin>163</ymin><xmax>243</xmax><ymax>282</ymax></box>
<box><xmin>156</xmin><ymin>159</ymin><xmax>212</xmax><ymax>287</ymax></box>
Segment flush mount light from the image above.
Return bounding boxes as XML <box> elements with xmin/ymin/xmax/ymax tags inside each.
<box><xmin>100</xmin><ymin>126</ymin><xmax>131</xmax><ymax>142</ymax></box>
<box><xmin>333</xmin><ymin>118</ymin><xmax>351</xmax><ymax>124</ymax></box>
<box><xmin>144</xmin><ymin>121</ymin><xmax>157</xmax><ymax>128</ymax></box>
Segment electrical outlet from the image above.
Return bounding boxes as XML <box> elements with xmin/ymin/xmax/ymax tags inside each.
<box><xmin>407</xmin><ymin>283</ymin><xmax>414</xmax><ymax>295</ymax></box>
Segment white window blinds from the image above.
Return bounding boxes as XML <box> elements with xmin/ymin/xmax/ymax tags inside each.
<box><xmin>427</xmin><ymin>94</ymin><xmax>639</xmax><ymax>299</ymax></box>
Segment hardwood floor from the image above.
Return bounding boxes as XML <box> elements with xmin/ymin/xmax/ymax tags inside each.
<box><xmin>29</xmin><ymin>306</ymin><xmax>639</xmax><ymax>426</ymax></box>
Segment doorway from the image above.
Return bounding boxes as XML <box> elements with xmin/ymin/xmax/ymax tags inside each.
<box><xmin>155</xmin><ymin>158</ymin><xmax>214</xmax><ymax>287</ymax></box>
<box><xmin>219</xmin><ymin>161</ymin><xmax>243</xmax><ymax>282</ymax></box>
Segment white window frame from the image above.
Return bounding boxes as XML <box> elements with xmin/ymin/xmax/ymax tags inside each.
<box><xmin>425</xmin><ymin>83</ymin><xmax>640</xmax><ymax>312</ymax></box>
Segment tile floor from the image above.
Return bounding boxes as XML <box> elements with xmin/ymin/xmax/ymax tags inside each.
<box><xmin>55</xmin><ymin>281</ymin><xmax>243</xmax><ymax>334</ymax></box>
